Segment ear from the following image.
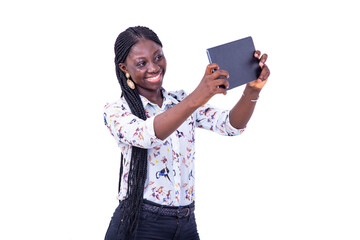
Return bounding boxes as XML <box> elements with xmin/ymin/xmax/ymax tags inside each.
<box><xmin>118</xmin><ymin>63</ymin><xmax>128</xmax><ymax>74</ymax></box>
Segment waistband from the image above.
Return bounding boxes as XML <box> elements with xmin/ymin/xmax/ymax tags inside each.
<box><xmin>141</xmin><ymin>199</ymin><xmax>195</xmax><ymax>218</ymax></box>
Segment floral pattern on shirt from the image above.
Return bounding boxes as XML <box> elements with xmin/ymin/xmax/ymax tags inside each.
<box><xmin>104</xmin><ymin>89</ymin><xmax>244</xmax><ymax>206</ymax></box>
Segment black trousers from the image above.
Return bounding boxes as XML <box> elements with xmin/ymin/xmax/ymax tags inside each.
<box><xmin>105</xmin><ymin>200</ymin><xmax>200</xmax><ymax>240</ymax></box>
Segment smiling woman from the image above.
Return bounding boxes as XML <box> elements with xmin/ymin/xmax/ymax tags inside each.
<box><xmin>119</xmin><ymin>39</ymin><xmax>166</xmax><ymax>107</ymax></box>
<box><xmin>103</xmin><ymin>26</ymin><xmax>270</xmax><ymax>240</ymax></box>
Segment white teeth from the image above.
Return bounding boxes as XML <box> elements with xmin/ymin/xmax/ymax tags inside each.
<box><xmin>146</xmin><ymin>74</ymin><xmax>161</xmax><ymax>81</ymax></box>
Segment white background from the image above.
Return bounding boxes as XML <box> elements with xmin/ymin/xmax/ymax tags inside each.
<box><xmin>1</xmin><ymin>0</ymin><xmax>359</xmax><ymax>239</ymax></box>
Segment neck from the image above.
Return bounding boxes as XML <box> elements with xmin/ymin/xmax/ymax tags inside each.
<box><xmin>138</xmin><ymin>88</ymin><xmax>163</xmax><ymax>108</ymax></box>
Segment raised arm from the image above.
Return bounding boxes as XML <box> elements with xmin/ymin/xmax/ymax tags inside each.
<box><xmin>154</xmin><ymin>63</ymin><xmax>230</xmax><ymax>140</ymax></box>
<box><xmin>229</xmin><ymin>50</ymin><xmax>270</xmax><ymax>129</ymax></box>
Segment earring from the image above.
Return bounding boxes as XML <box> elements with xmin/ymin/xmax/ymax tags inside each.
<box><xmin>126</xmin><ymin>72</ymin><xmax>135</xmax><ymax>90</ymax></box>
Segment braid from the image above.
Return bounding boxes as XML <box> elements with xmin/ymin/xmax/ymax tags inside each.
<box><xmin>113</xmin><ymin>26</ymin><xmax>162</xmax><ymax>238</ymax></box>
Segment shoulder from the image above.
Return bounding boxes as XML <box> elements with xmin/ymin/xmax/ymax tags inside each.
<box><xmin>104</xmin><ymin>97</ymin><xmax>130</xmax><ymax>113</ymax></box>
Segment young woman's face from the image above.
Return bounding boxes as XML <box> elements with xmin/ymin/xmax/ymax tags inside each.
<box><xmin>120</xmin><ymin>39</ymin><xmax>167</xmax><ymax>95</ymax></box>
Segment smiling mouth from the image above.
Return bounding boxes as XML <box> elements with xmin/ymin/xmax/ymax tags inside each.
<box><xmin>145</xmin><ymin>72</ymin><xmax>162</xmax><ymax>83</ymax></box>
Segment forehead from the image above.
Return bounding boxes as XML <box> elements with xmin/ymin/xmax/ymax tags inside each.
<box><xmin>127</xmin><ymin>39</ymin><xmax>162</xmax><ymax>59</ymax></box>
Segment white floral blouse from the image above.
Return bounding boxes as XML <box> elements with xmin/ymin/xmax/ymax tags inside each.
<box><xmin>104</xmin><ymin>89</ymin><xmax>244</xmax><ymax>207</ymax></box>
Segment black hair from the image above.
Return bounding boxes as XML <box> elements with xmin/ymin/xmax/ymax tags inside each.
<box><xmin>114</xmin><ymin>26</ymin><xmax>163</xmax><ymax>238</ymax></box>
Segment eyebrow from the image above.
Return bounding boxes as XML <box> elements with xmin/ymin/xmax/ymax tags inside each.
<box><xmin>133</xmin><ymin>49</ymin><xmax>163</xmax><ymax>61</ymax></box>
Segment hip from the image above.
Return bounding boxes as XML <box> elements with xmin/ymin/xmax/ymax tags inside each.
<box><xmin>105</xmin><ymin>199</ymin><xmax>200</xmax><ymax>240</ymax></box>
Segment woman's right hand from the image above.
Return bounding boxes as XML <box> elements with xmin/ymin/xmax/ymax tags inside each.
<box><xmin>153</xmin><ymin>63</ymin><xmax>229</xmax><ymax>140</ymax></box>
<box><xmin>189</xmin><ymin>63</ymin><xmax>230</xmax><ymax>107</ymax></box>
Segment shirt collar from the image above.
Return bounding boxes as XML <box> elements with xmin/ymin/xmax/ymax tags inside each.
<box><xmin>138</xmin><ymin>88</ymin><xmax>179</xmax><ymax>109</ymax></box>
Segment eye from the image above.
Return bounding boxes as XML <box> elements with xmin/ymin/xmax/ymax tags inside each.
<box><xmin>155</xmin><ymin>54</ymin><xmax>163</xmax><ymax>61</ymax></box>
<box><xmin>136</xmin><ymin>61</ymin><xmax>146</xmax><ymax>67</ymax></box>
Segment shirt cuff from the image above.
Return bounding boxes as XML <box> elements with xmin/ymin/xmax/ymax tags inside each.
<box><xmin>144</xmin><ymin>116</ymin><xmax>165</xmax><ymax>146</ymax></box>
<box><xmin>225</xmin><ymin>114</ymin><xmax>246</xmax><ymax>135</ymax></box>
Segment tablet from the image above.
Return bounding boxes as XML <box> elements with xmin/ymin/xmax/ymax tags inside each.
<box><xmin>206</xmin><ymin>36</ymin><xmax>261</xmax><ymax>90</ymax></box>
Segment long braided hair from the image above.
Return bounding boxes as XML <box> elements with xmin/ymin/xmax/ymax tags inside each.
<box><xmin>114</xmin><ymin>26</ymin><xmax>163</xmax><ymax>238</ymax></box>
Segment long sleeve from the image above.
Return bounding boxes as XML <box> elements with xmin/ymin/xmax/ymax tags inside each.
<box><xmin>104</xmin><ymin>101</ymin><xmax>164</xmax><ymax>149</ymax></box>
<box><xmin>194</xmin><ymin>104</ymin><xmax>245</xmax><ymax>136</ymax></box>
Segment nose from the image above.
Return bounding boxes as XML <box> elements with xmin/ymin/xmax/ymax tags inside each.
<box><xmin>148</xmin><ymin>61</ymin><xmax>160</xmax><ymax>73</ymax></box>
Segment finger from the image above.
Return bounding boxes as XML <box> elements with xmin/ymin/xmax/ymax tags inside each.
<box><xmin>259</xmin><ymin>53</ymin><xmax>268</xmax><ymax>68</ymax></box>
<box><xmin>214</xmin><ymin>78</ymin><xmax>230</xmax><ymax>89</ymax></box>
<box><xmin>206</xmin><ymin>63</ymin><xmax>219</xmax><ymax>75</ymax></box>
<box><xmin>254</xmin><ymin>50</ymin><xmax>261</xmax><ymax>58</ymax></box>
<box><xmin>212</xmin><ymin>69</ymin><xmax>229</xmax><ymax>79</ymax></box>
<box><xmin>258</xmin><ymin>64</ymin><xmax>270</xmax><ymax>81</ymax></box>
<box><xmin>262</xmin><ymin>64</ymin><xmax>270</xmax><ymax>80</ymax></box>
<box><xmin>264</xmin><ymin>65</ymin><xmax>270</xmax><ymax>80</ymax></box>
<box><xmin>214</xmin><ymin>86</ymin><xmax>228</xmax><ymax>95</ymax></box>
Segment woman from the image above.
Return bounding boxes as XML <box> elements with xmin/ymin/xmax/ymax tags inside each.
<box><xmin>104</xmin><ymin>26</ymin><xmax>270</xmax><ymax>240</ymax></box>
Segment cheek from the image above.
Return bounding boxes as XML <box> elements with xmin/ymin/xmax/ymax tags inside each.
<box><xmin>161</xmin><ymin>59</ymin><xmax>167</xmax><ymax>72</ymax></box>
<box><xmin>131</xmin><ymin>70</ymin><xmax>145</xmax><ymax>84</ymax></box>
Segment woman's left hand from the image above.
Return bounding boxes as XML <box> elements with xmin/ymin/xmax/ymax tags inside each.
<box><xmin>247</xmin><ymin>50</ymin><xmax>270</xmax><ymax>90</ymax></box>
